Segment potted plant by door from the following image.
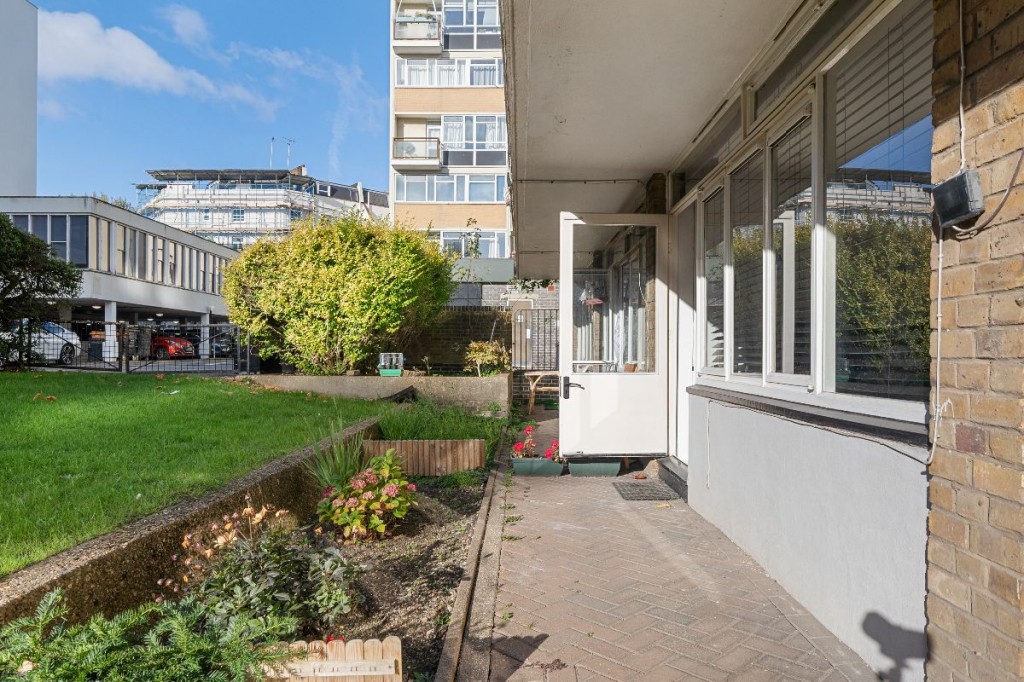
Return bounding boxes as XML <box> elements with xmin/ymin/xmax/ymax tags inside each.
<box><xmin>510</xmin><ymin>426</ymin><xmax>564</xmax><ymax>476</ymax></box>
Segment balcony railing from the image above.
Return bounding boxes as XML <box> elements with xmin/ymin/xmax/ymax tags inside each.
<box><xmin>392</xmin><ymin>137</ymin><xmax>442</xmax><ymax>170</ymax></box>
<box><xmin>393</xmin><ymin>14</ymin><xmax>443</xmax><ymax>53</ymax></box>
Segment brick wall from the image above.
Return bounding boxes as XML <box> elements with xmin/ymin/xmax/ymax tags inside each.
<box><xmin>402</xmin><ymin>306</ymin><xmax>512</xmax><ymax>371</ymax></box>
<box><xmin>928</xmin><ymin>1</ymin><xmax>1024</xmax><ymax>680</ymax></box>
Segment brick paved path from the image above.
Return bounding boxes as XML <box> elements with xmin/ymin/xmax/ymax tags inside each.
<box><xmin>486</xmin><ymin>425</ymin><xmax>876</xmax><ymax>680</ymax></box>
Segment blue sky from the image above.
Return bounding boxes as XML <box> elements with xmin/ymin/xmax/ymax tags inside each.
<box><xmin>35</xmin><ymin>1</ymin><xmax>390</xmax><ymax>203</ymax></box>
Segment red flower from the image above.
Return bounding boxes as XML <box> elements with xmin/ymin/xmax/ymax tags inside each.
<box><xmin>513</xmin><ymin>442</ymin><xmax>525</xmax><ymax>452</ymax></box>
<box><xmin>551</xmin><ymin>440</ymin><xmax>559</xmax><ymax>449</ymax></box>
<box><xmin>544</xmin><ymin>448</ymin><xmax>554</xmax><ymax>459</ymax></box>
<box><xmin>524</xmin><ymin>425</ymin><xmax>535</xmax><ymax>435</ymax></box>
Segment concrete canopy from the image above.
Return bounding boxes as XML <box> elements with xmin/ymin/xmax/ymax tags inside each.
<box><xmin>502</xmin><ymin>0</ymin><xmax>799</xmax><ymax>278</ymax></box>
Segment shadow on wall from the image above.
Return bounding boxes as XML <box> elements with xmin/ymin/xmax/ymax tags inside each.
<box><xmin>862</xmin><ymin>612</ymin><xmax>927</xmax><ymax>681</ymax></box>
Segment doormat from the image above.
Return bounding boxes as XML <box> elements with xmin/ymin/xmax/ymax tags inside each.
<box><xmin>612</xmin><ymin>480</ymin><xmax>680</xmax><ymax>501</ymax></box>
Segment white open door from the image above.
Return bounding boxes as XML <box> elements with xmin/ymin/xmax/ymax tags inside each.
<box><xmin>558</xmin><ymin>212</ymin><xmax>668</xmax><ymax>456</ymax></box>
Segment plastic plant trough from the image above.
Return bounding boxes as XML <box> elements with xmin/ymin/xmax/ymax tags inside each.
<box><xmin>379</xmin><ymin>369</ymin><xmax>403</xmax><ymax>376</ymax></box>
<box><xmin>511</xmin><ymin>458</ymin><xmax>564</xmax><ymax>476</ymax></box>
<box><xmin>568</xmin><ymin>459</ymin><xmax>622</xmax><ymax>477</ymax></box>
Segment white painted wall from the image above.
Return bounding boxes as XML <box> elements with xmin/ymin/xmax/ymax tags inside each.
<box><xmin>0</xmin><ymin>0</ymin><xmax>37</xmax><ymax>196</ymax></box>
<box><xmin>687</xmin><ymin>396</ymin><xmax>928</xmax><ymax>680</ymax></box>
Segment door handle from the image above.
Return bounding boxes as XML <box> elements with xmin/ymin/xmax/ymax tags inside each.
<box><xmin>562</xmin><ymin>376</ymin><xmax>585</xmax><ymax>399</ymax></box>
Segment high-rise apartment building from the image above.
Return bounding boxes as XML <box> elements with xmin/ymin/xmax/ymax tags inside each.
<box><xmin>0</xmin><ymin>0</ymin><xmax>37</xmax><ymax>196</ymax></box>
<box><xmin>388</xmin><ymin>0</ymin><xmax>513</xmax><ymax>303</ymax></box>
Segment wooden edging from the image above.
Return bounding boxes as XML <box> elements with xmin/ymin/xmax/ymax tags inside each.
<box><xmin>433</xmin><ymin>425</ymin><xmax>511</xmax><ymax>682</ymax></box>
<box><xmin>364</xmin><ymin>439</ymin><xmax>487</xmax><ymax>476</ymax></box>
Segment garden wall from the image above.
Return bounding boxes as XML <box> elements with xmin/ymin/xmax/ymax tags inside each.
<box><xmin>252</xmin><ymin>374</ymin><xmax>512</xmax><ymax>416</ymax></box>
<box><xmin>0</xmin><ymin>420</ymin><xmax>380</xmax><ymax>627</ymax></box>
<box><xmin>401</xmin><ymin>306</ymin><xmax>512</xmax><ymax>371</ymax></box>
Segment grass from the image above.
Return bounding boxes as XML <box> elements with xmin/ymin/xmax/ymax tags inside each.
<box><xmin>0</xmin><ymin>371</ymin><xmax>384</xmax><ymax>577</ymax></box>
<box><xmin>378</xmin><ymin>401</ymin><xmax>503</xmax><ymax>442</ymax></box>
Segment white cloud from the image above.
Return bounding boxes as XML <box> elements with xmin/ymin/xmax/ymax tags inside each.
<box><xmin>38</xmin><ymin>10</ymin><xmax>278</xmax><ymax>119</ymax></box>
<box><xmin>38</xmin><ymin>98</ymin><xmax>67</xmax><ymax>120</ymax></box>
<box><xmin>228</xmin><ymin>43</ymin><xmax>306</xmax><ymax>71</ymax></box>
<box><xmin>328</xmin><ymin>62</ymin><xmax>387</xmax><ymax>180</ymax></box>
<box><xmin>157</xmin><ymin>4</ymin><xmax>210</xmax><ymax>49</ymax></box>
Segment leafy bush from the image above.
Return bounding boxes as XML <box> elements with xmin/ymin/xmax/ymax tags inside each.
<box><xmin>464</xmin><ymin>340</ymin><xmax>510</xmax><ymax>376</ymax></box>
<box><xmin>317</xmin><ymin>451</ymin><xmax>417</xmax><ymax>541</ymax></box>
<box><xmin>223</xmin><ymin>215</ymin><xmax>456</xmax><ymax>374</ymax></box>
<box><xmin>0</xmin><ymin>590</ymin><xmax>292</xmax><ymax>681</ymax></box>
<box><xmin>162</xmin><ymin>497</ymin><xmax>361</xmax><ymax>639</ymax></box>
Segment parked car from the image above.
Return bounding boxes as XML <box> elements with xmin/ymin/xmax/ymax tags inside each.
<box><xmin>0</xmin><ymin>320</ymin><xmax>82</xmax><ymax>367</ymax></box>
<box><xmin>180</xmin><ymin>331</ymin><xmax>235</xmax><ymax>358</ymax></box>
<box><xmin>150</xmin><ymin>335</ymin><xmax>195</xmax><ymax>359</ymax></box>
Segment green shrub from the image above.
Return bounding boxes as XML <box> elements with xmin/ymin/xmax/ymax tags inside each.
<box><xmin>0</xmin><ymin>590</ymin><xmax>292</xmax><ymax>681</ymax></box>
<box><xmin>317</xmin><ymin>451</ymin><xmax>417</xmax><ymax>541</ymax></box>
<box><xmin>162</xmin><ymin>497</ymin><xmax>361</xmax><ymax>639</ymax></box>
<box><xmin>464</xmin><ymin>340</ymin><xmax>511</xmax><ymax>376</ymax></box>
<box><xmin>305</xmin><ymin>426</ymin><xmax>367</xmax><ymax>491</ymax></box>
<box><xmin>223</xmin><ymin>215</ymin><xmax>456</xmax><ymax>374</ymax></box>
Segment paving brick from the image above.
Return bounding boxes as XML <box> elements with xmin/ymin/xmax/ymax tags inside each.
<box><xmin>480</xmin><ymin>443</ymin><xmax>876</xmax><ymax>681</ymax></box>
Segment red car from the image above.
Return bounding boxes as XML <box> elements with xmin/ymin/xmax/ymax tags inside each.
<box><xmin>151</xmin><ymin>335</ymin><xmax>195</xmax><ymax>359</ymax></box>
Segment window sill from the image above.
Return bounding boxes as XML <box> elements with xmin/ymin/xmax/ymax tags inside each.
<box><xmin>687</xmin><ymin>377</ymin><xmax>928</xmax><ymax>446</ymax></box>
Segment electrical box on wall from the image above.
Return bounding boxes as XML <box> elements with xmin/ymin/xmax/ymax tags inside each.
<box><xmin>933</xmin><ymin>169</ymin><xmax>984</xmax><ymax>229</ymax></box>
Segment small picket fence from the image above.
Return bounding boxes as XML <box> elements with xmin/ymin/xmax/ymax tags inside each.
<box><xmin>264</xmin><ymin>637</ymin><xmax>402</xmax><ymax>681</ymax></box>
<box><xmin>362</xmin><ymin>439</ymin><xmax>486</xmax><ymax>476</ymax></box>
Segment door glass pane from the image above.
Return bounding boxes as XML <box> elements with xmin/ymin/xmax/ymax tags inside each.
<box><xmin>730</xmin><ymin>152</ymin><xmax>764</xmax><ymax>374</ymax></box>
<box><xmin>703</xmin><ymin>190</ymin><xmax>725</xmax><ymax>369</ymax></box>
<box><xmin>771</xmin><ymin>118</ymin><xmax>813</xmax><ymax>375</ymax></box>
<box><xmin>572</xmin><ymin>224</ymin><xmax>656</xmax><ymax>373</ymax></box>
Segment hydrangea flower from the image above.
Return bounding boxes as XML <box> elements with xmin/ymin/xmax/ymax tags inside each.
<box><xmin>383</xmin><ymin>483</ymin><xmax>400</xmax><ymax>498</ymax></box>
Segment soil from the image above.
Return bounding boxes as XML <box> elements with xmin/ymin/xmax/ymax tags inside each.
<box><xmin>333</xmin><ymin>478</ymin><xmax>485</xmax><ymax>679</ymax></box>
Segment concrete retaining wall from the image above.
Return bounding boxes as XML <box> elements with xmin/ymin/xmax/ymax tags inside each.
<box><xmin>252</xmin><ymin>374</ymin><xmax>511</xmax><ymax>416</ymax></box>
<box><xmin>0</xmin><ymin>419</ymin><xmax>380</xmax><ymax>626</ymax></box>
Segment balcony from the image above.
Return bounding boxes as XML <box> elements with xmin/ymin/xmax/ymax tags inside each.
<box><xmin>393</xmin><ymin>13</ymin><xmax>443</xmax><ymax>55</ymax></box>
<box><xmin>392</xmin><ymin>137</ymin><xmax>442</xmax><ymax>171</ymax></box>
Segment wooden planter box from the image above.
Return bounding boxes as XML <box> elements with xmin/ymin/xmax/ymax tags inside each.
<box><xmin>511</xmin><ymin>458</ymin><xmax>565</xmax><ymax>476</ymax></box>
<box><xmin>363</xmin><ymin>439</ymin><xmax>486</xmax><ymax>476</ymax></box>
<box><xmin>265</xmin><ymin>637</ymin><xmax>402</xmax><ymax>680</ymax></box>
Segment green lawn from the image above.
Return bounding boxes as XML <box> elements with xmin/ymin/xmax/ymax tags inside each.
<box><xmin>0</xmin><ymin>372</ymin><xmax>383</xmax><ymax>577</ymax></box>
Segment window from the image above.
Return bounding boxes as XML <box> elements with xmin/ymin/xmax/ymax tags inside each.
<box><xmin>730</xmin><ymin>152</ymin><xmax>764</xmax><ymax>375</ymax></box>
<box><xmin>395</xmin><ymin>58</ymin><xmax>504</xmax><ymax>87</ymax></box>
<box><xmin>692</xmin><ymin>0</ymin><xmax>932</xmax><ymax>405</ymax></box>
<box><xmin>202</xmin><ymin>208</ymin><xmax>211</xmax><ymax>222</ymax></box>
<box><xmin>826</xmin><ymin>0</ymin><xmax>932</xmax><ymax>401</ymax></box>
<box><xmin>770</xmin><ymin>118</ymin><xmax>813</xmax><ymax>376</ymax></box>
<box><xmin>443</xmin><ymin>0</ymin><xmax>500</xmax><ymax>49</ymax></box>
<box><xmin>702</xmin><ymin>190</ymin><xmax>725</xmax><ymax>370</ymax></box>
<box><xmin>290</xmin><ymin>209</ymin><xmax>302</xmax><ymax>221</ymax></box>
<box><xmin>10</xmin><ymin>214</ymin><xmax>28</xmax><ymax>232</ymax></box>
<box><xmin>48</xmin><ymin>215</ymin><xmax>68</xmax><ymax>260</ymax></box>
<box><xmin>154</xmin><ymin>238</ymin><xmax>165</xmax><ymax>283</ymax></box>
<box><xmin>394</xmin><ymin>173</ymin><xmax>505</xmax><ymax>202</ymax></box>
<box><xmin>232</xmin><ymin>208</ymin><xmax>245</xmax><ymax>222</ymax></box>
<box><xmin>442</xmin><ymin>115</ymin><xmax>507</xmax><ymax>166</ymax></box>
<box><xmin>69</xmin><ymin>216</ymin><xmax>89</xmax><ymax>267</ymax></box>
<box><xmin>433</xmin><ymin>230</ymin><xmax>509</xmax><ymax>258</ymax></box>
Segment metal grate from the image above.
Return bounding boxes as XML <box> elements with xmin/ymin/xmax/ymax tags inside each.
<box><xmin>613</xmin><ymin>480</ymin><xmax>681</xmax><ymax>501</ymax></box>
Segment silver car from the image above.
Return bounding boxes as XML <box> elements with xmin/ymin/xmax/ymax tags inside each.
<box><xmin>1</xmin><ymin>320</ymin><xmax>82</xmax><ymax>367</ymax></box>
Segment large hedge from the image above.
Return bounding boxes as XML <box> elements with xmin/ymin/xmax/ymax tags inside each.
<box><xmin>223</xmin><ymin>216</ymin><xmax>455</xmax><ymax>374</ymax></box>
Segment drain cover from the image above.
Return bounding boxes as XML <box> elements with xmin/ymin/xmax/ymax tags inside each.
<box><xmin>613</xmin><ymin>480</ymin><xmax>680</xmax><ymax>501</ymax></box>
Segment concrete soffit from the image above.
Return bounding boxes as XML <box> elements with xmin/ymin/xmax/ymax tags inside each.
<box><xmin>502</xmin><ymin>0</ymin><xmax>890</xmax><ymax>279</ymax></box>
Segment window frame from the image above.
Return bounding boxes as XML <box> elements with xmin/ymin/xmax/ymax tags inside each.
<box><xmin>687</xmin><ymin>0</ymin><xmax>932</xmax><ymax>425</ymax></box>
